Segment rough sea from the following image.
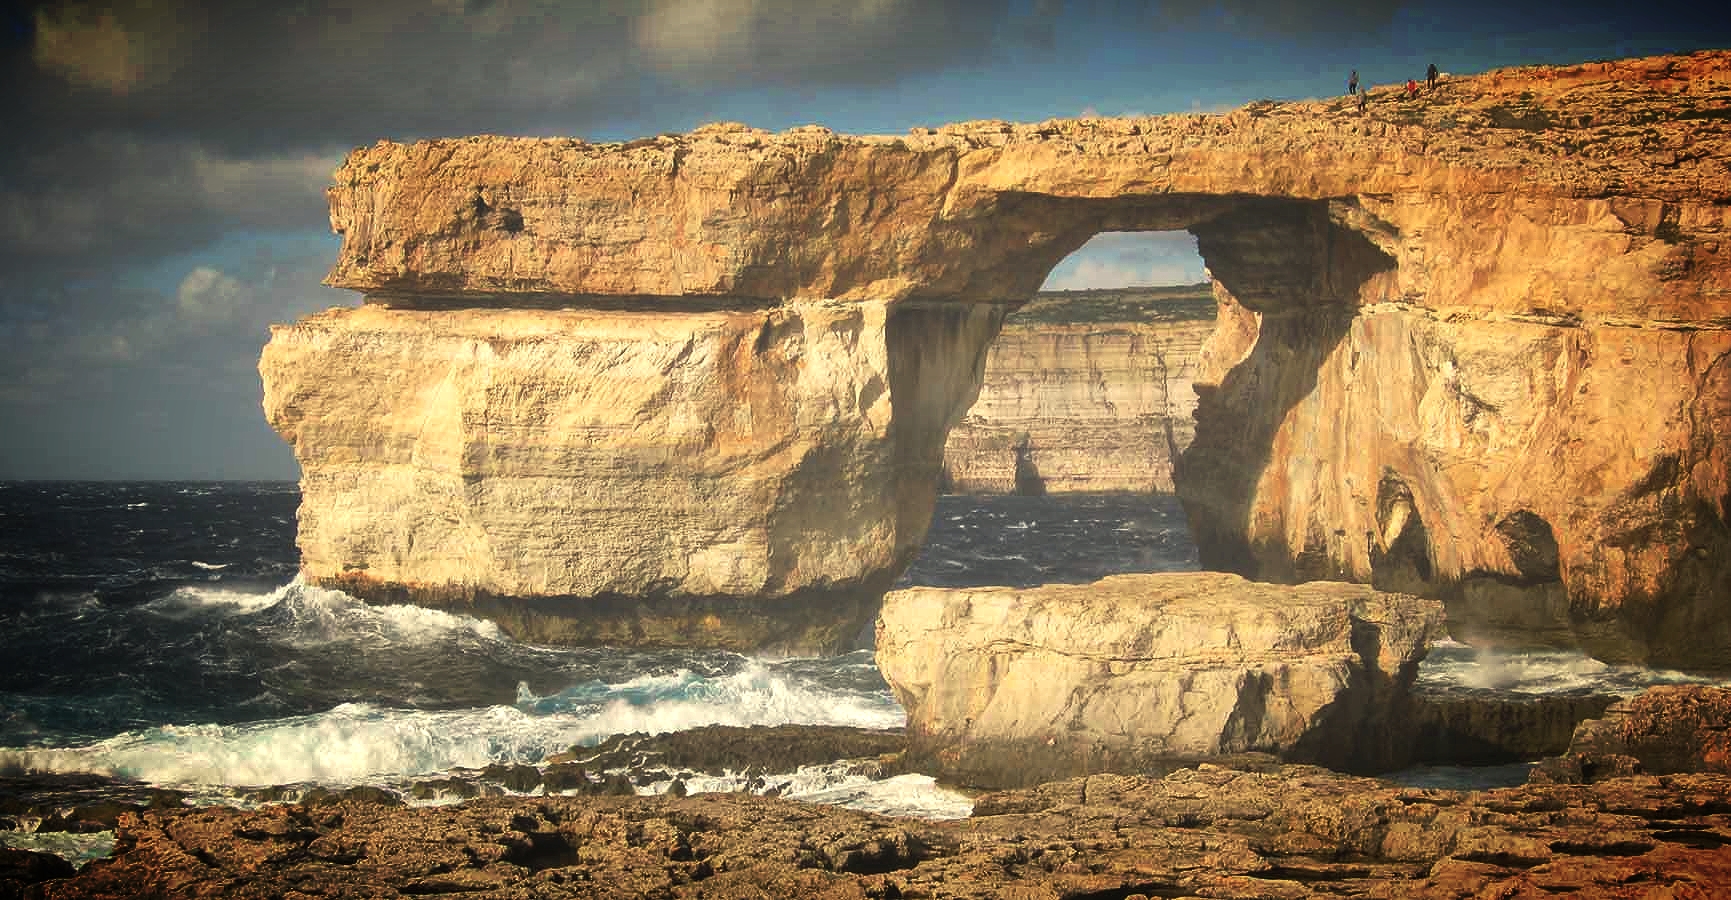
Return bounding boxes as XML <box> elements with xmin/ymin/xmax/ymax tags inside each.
<box><xmin>0</xmin><ymin>482</ymin><xmax>1717</xmax><ymax>865</ymax></box>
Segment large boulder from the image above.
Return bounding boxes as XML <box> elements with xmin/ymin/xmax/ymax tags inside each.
<box><xmin>875</xmin><ymin>572</ymin><xmax>1444</xmax><ymax>787</ymax></box>
<box><xmin>1533</xmin><ymin>684</ymin><xmax>1731</xmax><ymax>783</ymax></box>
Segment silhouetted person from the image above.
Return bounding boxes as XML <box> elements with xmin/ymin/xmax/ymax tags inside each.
<box><xmin>1358</xmin><ymin>87</ymin><xmax>1368</xmax><ymax>112</ymax></box>
<box><xmin>1348</xmin><ymin>70</ymin><xmax>1359</xmax><ymax>95</ymax></box>
<box><xmin>1427</xmin><ymin>62</ymin><xmax>1439</xmax><ymax>90</ymax></box>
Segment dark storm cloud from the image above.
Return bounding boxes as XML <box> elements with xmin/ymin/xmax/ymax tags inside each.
<box><xmin>11</xmin><ymin>0</ymin><xmax>1029</xmax><ymax>152</ymax></box>
<box><xmin>0</xmin><ymin>0</ymin><xmax>1041</xmax><ymax>478</ymax></box>
<box><xmin>2</xmin><ymin>0</ymin><xmax>1726</xmax><ymax>478</ymax></box>
<box><xmin>0</xmin><ymin>133</ymin><xmax>336</xmax><ymax>274</ymax></box>
<box><xmin>0</xmin><ymin>0</ymin><xmax>1038</xmax><ymax>278</ymax></box>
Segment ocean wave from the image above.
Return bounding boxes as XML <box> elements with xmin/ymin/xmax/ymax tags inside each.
<box><xmin>1415</xmin><ymin>644</ymin><xmax>1722</xmax><ymax>696</ymax></box>
<box><xmin>225</xmin><ymin>578</ymin><xmax>507</xmax><ymax>648</ymax></box>
<box><xmin>0</xmin><ymin>703</ymin><xmax>584</xmax><ymax>787</ymax></box>
<box><xmin>641</xmin><ymin>766</ymin><xmax>971</xmax><ymax>820</ymax></box>
<box><xmin>521</xmin><ymin>657</ymin><xmax>905</xmax><ymax>744</ymax></box>
<box><xmin>145</xmin><ymin>584</ymin><xmax>288</xmax><ymax>618</ymax></box>
<box><xmin>1</xmin><ymin>656</ymin><xmax>903</xmax><ymax>788</ymax></box>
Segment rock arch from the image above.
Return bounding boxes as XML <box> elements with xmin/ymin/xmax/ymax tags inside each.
<box><xmin>265</xmin><ymin>52</ymin><xmax>1731</xmax><ymax>668</ymax></box>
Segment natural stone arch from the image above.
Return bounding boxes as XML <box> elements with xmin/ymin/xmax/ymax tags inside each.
<box><xmin>267</xmin><ymin>52</ymin><xmax>1731</xmax><ymax>667</ymax></box>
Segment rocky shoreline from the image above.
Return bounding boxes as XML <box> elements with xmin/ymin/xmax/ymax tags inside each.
<box><xmin>15</xmin><ymin>769</ymin><xmax>1731</xmax><ymax>899</ymax></box>
<box><xmin>7</xmin><ymin>687</ymin><xmax>1727</xmax><ymax>898</ymax></box>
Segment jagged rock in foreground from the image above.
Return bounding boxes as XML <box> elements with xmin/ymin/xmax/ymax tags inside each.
<box><xmin>269</xmin><ymin>50</ymin><xmax>1730</xmax><ymax>659</ymax></box>
<box><xmin>21</xmin><ymin>766</ymin><xmax>1731</xmax><ymax>899</ymax></box>
<box><xmin>876</xmin><ymin>572</ymin><xmax>1444</xmax><ymax>787</ymax></box>
<box><xmin>940</xmin><ymin>288</ymin><xmax>1215</xmax><ymax>494</ymax></box>
<box><xmin>1534</xmin><ymin>684</ymin><xmax>1731</xmax><ymax>783</ymax></box>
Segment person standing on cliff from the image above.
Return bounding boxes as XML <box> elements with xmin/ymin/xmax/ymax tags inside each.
<box><xmin>1427</xmin><ymin>62</ymin><xmax>1439</xmax><ymax>90</ymax></box>
<box><xmin>1358</xmin><ymin>87</ymin><xmax>1368</xmax><ymax>112</ymax></box>
<box><xmin>1348</xmin><ymin>70</ymin><xmax>1359</xmax><ymax>95</ymax></box>
<box><xmin>1405</xmin><ymin>78</ymin><xmax>1417</xmax><ymax>99</ymax></box>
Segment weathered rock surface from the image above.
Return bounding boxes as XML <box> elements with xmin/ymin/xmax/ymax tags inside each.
<box><xmin>272</xmin><ymin>51</ymin><xmax>1730</xmax><ymax>659</ymax></box>
<box><xmin>23</xmin><ymin>766</ymin><xmax>1731</xmax><ymax>899</ymax></box>
<box><xmin>941</xmin><ymin>288</ymin><xmax>1214</xmax><ymax>494</ymax></box>
<box><xmin>1534</xmin><ymin>685</ymin><xmax>1731</xmax><ymax>783</ymax></box>
<box><xmin>876</xmin><ymin>572</ymin><xmax>1444</xmax><ymax>786</ymax></box>
<box><xmin>262</xmin><ymin>300</ymin><xmax>1003</xmax><ymax>653</ymax></box>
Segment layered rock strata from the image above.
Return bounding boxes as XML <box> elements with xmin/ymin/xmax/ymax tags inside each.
<box><xmin>23</xmin><ymin>767</ymin><xmax>1731</xmax><ymax>899</ymax></box>
<box><xmin>875</xmin><ymin>572</ymin><xmax>1444</xmax><ymax>786</ymax></box>
<box><xmin>263</xmin><ymin>301</ymin><xmax>1002</xmax><ymax>653</ymax></box>
<box><xmin>940</xmin><ymin>288</ymin><xmax>1214</xmax><ymax>494</ymax></box>
<box><xmin>268</xmin><ymin>51</ymin><xmax>1731</xmax><ymax>660</ymax></box>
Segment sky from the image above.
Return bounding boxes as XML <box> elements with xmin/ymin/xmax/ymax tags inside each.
<box><xmin>2</xmin><ymin>1</ymin><xmax>1727</xmax><ymax>480</ymax></box>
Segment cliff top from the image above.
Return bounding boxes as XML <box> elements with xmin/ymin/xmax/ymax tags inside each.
<box><xmin>339</xmin><ymin>49</ymin><xmax>1731</xmax><ymax>200</ymax></box>
<box><xmin>324</xmin><ymin>50</ymin><xmax>1730</xmax><ymax>311</ymax></box>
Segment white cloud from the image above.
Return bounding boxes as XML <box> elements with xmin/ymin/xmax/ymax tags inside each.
<box><xmin>177</xmin><ymin>266</ymin><xmax>250</xmax><ymax>325</ymax></box>
<box><xmin>1041</xmin><ymin>231</ymin><xmax>1207</xmax><ymax>291</ymax></box>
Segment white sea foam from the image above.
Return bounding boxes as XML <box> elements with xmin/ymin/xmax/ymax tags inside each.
<box><xmin>190</xmin><ymin>561</ymin><xmax>229</xmax><ymax>571</ymax></box>
<box><xmin>271</xmin><ymin>578</ymin><xmax>504</xmax><ymax>646</ymax></box>
<box><xmin>540</xmin><ymin>659</ymin><xmax>905</xmax><ymax>747</ymax></box>
<box><xmin>0</xmin><ymin>703</ymin><xmax>586</xmax><ymax>787</ymax></box>
<box><xmin>1416</xmin><ymin>644</ymin><xmax>1722</xmax><ymax>696</ymax></box>
<box><xmin>637</xmin><ymin>766</ymin><xmax>972</xmax><ymax>820</ymax></box>
<box><xmin>0</xmin><ymin>658</ymin><xmax>903</xmax><ymax>790</ymax></box>
<box><xmin>147</xmin><ymin>584</ymin><xmax>287</xmax><ymax>617</ymax></box>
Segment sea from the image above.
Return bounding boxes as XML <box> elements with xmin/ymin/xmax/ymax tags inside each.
<box><xmin>0</xmin><ymin>481</ymin><xmax>1717</xmax><ymax>865</ymax></box>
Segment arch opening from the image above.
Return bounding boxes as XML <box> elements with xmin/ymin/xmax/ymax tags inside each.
<box><xmin>897</xmin><ymin>193</ymin><xmax>1402</xmax><ymax>594</ymax></box>
<box><xmin>901</xmin><ymin>229</ymin><xmax>1216</xmax><ymax>591</ymax></box>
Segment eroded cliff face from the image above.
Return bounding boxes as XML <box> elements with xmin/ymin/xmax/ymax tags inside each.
<box><xmin>262</xmin><ymin>301</ymin><xmax>1004</xmax><ymax>653</ymax></box>
<box><xmin>940</xmin><ymin>298</ymin><xmax>1213</xmax><ymax>494</ymax></box>
<box><xmin>270</xmin><ymin>50</ymin><xmax>1731</xmax><ymax>661</ymax></box>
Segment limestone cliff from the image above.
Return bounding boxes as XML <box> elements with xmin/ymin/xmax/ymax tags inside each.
<box><xmin>940</xmin><ymin>287</ymin><xmax>1213</xmax><ymax>494</ymax></box>
<box><xmin>262</xmin><ymin>301</ymin><xmax>1004</xmax><ymax>653</ymax></box>
<box><xmin>268</xmin><ymin>50</ymin><xmax>1731</xmax><ymax>662</ymax></box>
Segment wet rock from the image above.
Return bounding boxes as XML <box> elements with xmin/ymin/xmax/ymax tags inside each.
<box><xmin>300</xmin><ymin>785</ymin><xmax>404</xmax><ymax>808</ymax></box>
<box><xmin>0</xmin><ymin>847</ymin><xmax>76</xmax><ymax>897</ymax></box>
<box><xmin>538</xmin><ymin>764</ymin><xmax>590</xmax><ymax>794</ymax></box>
<box><xmin>0</xmin><ymin>775</ymin><xmax>184</xmax><ymax>836</ymax></box>
<box><xmin>409</xmin><ymin>777</ymin><xmax>481</xmax><ymax>801</ymax></box>
<box><xmin>481</xmin><ymin>763</ymin><xmax>545</xmax><ymax>794</ymax></box>
<box><xmin>563</xmin><ymin>724</ymin><xmax>906</xmax><ymax>778</ymax></box>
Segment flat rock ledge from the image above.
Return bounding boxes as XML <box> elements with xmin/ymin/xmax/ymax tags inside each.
<box><xmin>13</xmin><ymin>765</ymin><xmax>1730</xmax><ymax>899</ymax></box>
<box><xmin>876</xmin><ymin>572</ymin><xmax>1445</xmax><ymax>787</ymax></box>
